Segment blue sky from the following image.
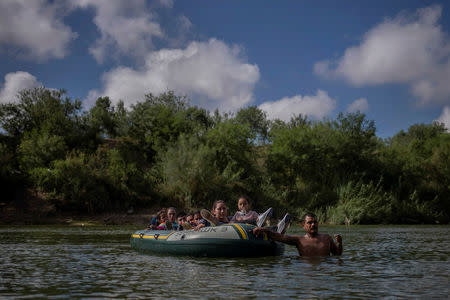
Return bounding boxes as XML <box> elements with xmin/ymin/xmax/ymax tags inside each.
<box><xmin>1</xmin><ymin>0</ymin><xmax>450</xmax><ymax>138</ymax></box>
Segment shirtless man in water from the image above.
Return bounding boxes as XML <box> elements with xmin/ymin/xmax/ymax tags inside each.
<box><xmin>253</xmin><ymin>213</ymin><xmax>342</xmax><ymax>256</ymax></box>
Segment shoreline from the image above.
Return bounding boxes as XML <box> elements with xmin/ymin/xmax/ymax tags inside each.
<box><xmin>0</xmin><ymin>212</ymin><xmax>154</xmax><ymax>226</ymax></box>
<box><xmin>0</xmin><ymin>212</ymin><xmax>446</xmax><ymax>226</ymax></box>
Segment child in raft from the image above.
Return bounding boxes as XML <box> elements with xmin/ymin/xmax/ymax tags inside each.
<box><xmin>148</xmin><ymin>207</ymin><xmax>167</xmax><ymax>229</ymax></box>
<box><xmin>193</xmin><ymin>211</ymin><xmax>202</xmax><ymax>225</ymax></box>
<box><xmin>185</xmin><ymin>213</ymin><xmax>194</xmax><ymax>225</ymax></box>
<box><xmin>176</xmin><ymin>212</ymin><xmax>186</xmax><ymax>231</ymax></box>
<box><xmin>229</xmin><ymin>196</ymin><xmax>290</xmax><ymax>232</ymax></box>
<box><xmin>155</xmin><ymin>210</ymin><xmax>169</xmax><ymax>230</ymax></box>
<box><xmin>177</xmin><ymin>212</ymin><xmax>197</xmax><ymax>230</ymax></box>
<box><xmin>229</xmin><ymin>196</ymin><xmax>271</xmax><ymax>226</ymax></box>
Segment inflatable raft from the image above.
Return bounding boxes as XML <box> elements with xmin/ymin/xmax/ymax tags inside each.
<box><xmin>130</xmin><ymin>223</ymin><xmax>284</xmax><ymax>257</ymax></box>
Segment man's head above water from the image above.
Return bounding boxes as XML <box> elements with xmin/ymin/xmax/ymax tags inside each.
<box><xmin>301</xmin><ymin>213</ymin><xmax>319</xmax><ymax>237</ymax></box>
<box><xmin>301</xmin><ymin>213</ymin><xmax>317</xmax><ymax>222</ymax></box>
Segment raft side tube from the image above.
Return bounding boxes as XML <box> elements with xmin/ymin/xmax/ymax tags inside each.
<box><xmin>130</xmin><ymin>223</ymin><xmax>284</xmax><ymax>257</ymax></box>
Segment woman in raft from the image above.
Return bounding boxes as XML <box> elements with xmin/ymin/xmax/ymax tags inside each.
<box><xmin>194</xmin><ymin>200</ymin><xmax>230</xmax><ymax>230</ymax></box>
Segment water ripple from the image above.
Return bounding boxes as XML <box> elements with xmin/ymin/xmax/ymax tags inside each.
<box><xmin>0</xmin><ymin>225</ymin><xmax>449</xmax><ymax>299</ymax></box>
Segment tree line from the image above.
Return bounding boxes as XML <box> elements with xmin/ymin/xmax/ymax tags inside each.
<box><xmin>1</xmin><ymin>88</ymin><xmax>449</xmax><ymax>224</ymax></box>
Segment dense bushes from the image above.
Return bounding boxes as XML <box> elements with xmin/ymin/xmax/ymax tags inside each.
<box><xmin>0</xmin><ymin>87</ymin><xmax>449</xmax><ymax>223</ymax></box>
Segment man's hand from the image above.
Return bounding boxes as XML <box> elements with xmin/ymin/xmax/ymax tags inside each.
<box><xmin>334</xmin><ymin>234</ymin><xmax>342</xmax><ymax>244</ymax></box>
<box><xmin>253</xmin><ymin>227</ymin><xmax>266</xmax><ymax>236</ymax></box>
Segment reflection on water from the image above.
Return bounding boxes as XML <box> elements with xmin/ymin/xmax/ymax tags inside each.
<box><xmin>0</xmin><ymin>225</ymin><xmax>449</xmax><ymax>299</ymax></box>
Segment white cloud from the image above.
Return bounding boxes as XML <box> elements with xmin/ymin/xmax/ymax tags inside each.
<box><xmin>177</xmin><ymin>15</ymin><xmax>192</xmax><ymax>31</ymax></box>
<box><xmin>0</xmin><ymin>72</ymin><xmax>42</xmax><ymax>104</ymax></box>
<box><xmin>71</xmin><ymin>0</ymin><xmax>164</xmax><ymax>63</ymax></box>
<box><xmin>158</xmin><ymin>0</ymin><xmax>174</xmax><ymax>8</ymax></box>
<box><xmin>0</xmin><ymin>0</ymin><xmax>76</xmax><ymax>61</ymax></box>
<box><xmin>314</xmin><ymin>5</ymin><xmax>450</xmax><ymax>105</ymax></box>
<box><xmin>87</xmin><ymin>39</ymin><xmax>260</xmax><ymax>111</ymax></box>
<box><xmin>258</xmin><ymin>90</ymin><xmax>336</xmax><ymax>121</ymax></box>
<box><xmin>436</xmin><ymin>106</ymin><xmax>450</xmax><ymax>131</ymax></box>
<box><xmin>347</xmin><ymin>98</ymin><xmax>369</xmax><ymax>113</ymax></box>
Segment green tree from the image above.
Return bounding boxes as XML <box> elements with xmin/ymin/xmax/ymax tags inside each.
<box><xmin>128</xmin><ymin>91</ymin><xmax>211</xmax><ymax>162</ymax></box>
<box><xmin>159</xmin><ymin>118</ymin><xmax>263</xmax><ymax>209</ymax></box>
<box><xmin>87</xmin><ymin>97</ymin><xmax>118</xmax><ymax>138</ymax></box>
<box><xmin>236</xmin><ymin>106</ymin><xmax>270</xmax><ymax>144</ymax></box>
<box><xmin>0</xmin><ymin>88</ymin><xmax>83</xmax><ymax>148</ymax></box>
<box><xmin>19</xmin><ymin>129</ymin><xmax>67</xmax><ymax>170</ymax></box>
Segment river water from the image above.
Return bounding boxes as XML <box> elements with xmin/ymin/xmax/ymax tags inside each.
<box><xmin>0</xmin><ymin>225</ymin><xmax>448</xmax><ymax>299</ymax></box>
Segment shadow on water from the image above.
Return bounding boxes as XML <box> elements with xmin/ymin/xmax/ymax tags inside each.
<box><xmin>0</xmin><ymin>225</ymin><xmax>449</xmax><ymax>299</ymax></box>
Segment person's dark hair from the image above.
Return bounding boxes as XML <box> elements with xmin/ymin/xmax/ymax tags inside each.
<box><xmin>301</xmin><ymin>212</ymin><xmax>317</xmax><ymax>222</ymax></box>
<box><xmin>193</xmin><ymin>210</ymin><xmax>201</xmax><ymax>216</ymax></box>
<box><xmin>238</xmin><ymin>195</ymin><xmax>251</xmax><ymax>206</ymax></box>
<box><xmin>212</xmin><ymin>200</ymin><xmax>226</xmax><ymax>211</ymax></box>
<box><xmin>177</xmin><ymin>212</ymin><xmax>186</xmax><ymax>218</ymax></box>
<box><xmin>157</xmin><ymin>210</ymin><xmax>167</xmax><ymax>221</ymax></box>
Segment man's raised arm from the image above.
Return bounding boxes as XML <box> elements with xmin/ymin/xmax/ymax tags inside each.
<box><xmin>253</xmin><ymin>227</ymin><xmax>300</xmax><ymax>246</ymax></box>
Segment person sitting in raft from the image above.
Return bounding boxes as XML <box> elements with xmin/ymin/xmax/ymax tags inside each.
<box><xmin>194</xmin><ymin>200</ymin><xmax>231</xmax><ymax>230</ymax></box>
<box><xmin>165</xmin><ymin>207</ymin><xmax>178</xmax><ymax>230</ymax></box>
<box><xmin>229</xmin><ymin>196</ymin><xmax>273</xmax><ymax>227</ymax></box>
<box><xmin>176</xmin><ymin>212</ymin><xmax>193</xmax><ymax>230</ymax></box>
<box><xmin>148</xmin><ymin>207</ymin><xmax>167</xmax><ymax>229</ymax></box>
<box><xmin>176</xmin><ymin>212</ymin><xmax>186</xmax><ymax>230</ymax></box>
<box><xmin>185</xmin><ymin>213</ymin><xmax>194</xmax><ymax>226</ymax></box>
<box><xmin>253</xmin><ymin>212</ymin><xmax>343</xmax><ymax>257</ymax></box>
<box><xmin>193</xmin><ymin>210</ymin><xmax>202</xmax><ymax>225</ymax></box>
<box><xmin>155</xmin><ymin>210</ymin><xmax>169</xmax><ymax>230</ymax></box>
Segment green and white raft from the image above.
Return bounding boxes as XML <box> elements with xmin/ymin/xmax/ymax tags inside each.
<box><xmin>130</xmin><ymin>223</ymin><xmax>284</xmax><ymax>257</ymax></box>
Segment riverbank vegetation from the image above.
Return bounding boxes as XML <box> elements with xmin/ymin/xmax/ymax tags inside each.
<box><xmin>1</xmin><ymin>88</ymin><xmax>449</xmax><ymax>224</ymax></box>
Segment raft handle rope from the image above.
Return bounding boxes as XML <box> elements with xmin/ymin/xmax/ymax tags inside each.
<box><xmin>139</xmin><ymin>233</ymin><xmax>144</xmax><ymax>238</ymax></box>
<box><xmin>154</xmin><ymin>233</ymin><xmax>160</xmax><ymax>240</ymax></box>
